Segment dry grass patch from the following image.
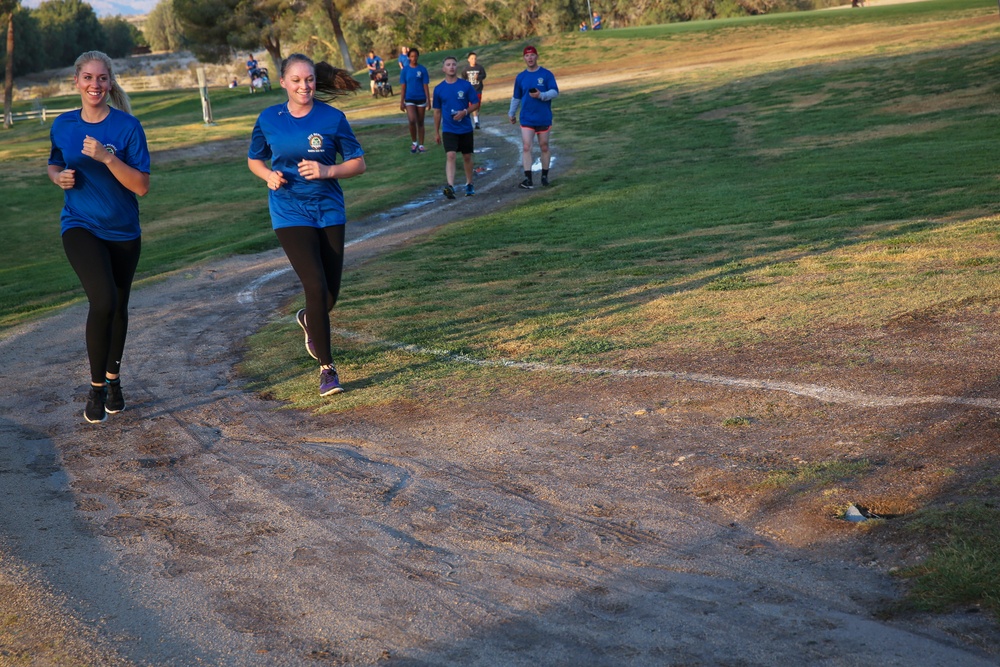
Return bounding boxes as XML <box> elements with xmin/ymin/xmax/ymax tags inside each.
<box><xmin>880</xmin><ymin>87</ymin><xmax>996</xmax><ymax>115</ymax></box>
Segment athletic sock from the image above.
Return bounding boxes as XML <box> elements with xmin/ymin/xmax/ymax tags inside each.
<box><xmin>542</xmin><ymin>169</ymin><xmax>549</xmax><ymax>179</ymax></box>
<box><xmin>524</xmin><ymin>170</ymin><xmax>532</xmax><ymax>181</ymax></box>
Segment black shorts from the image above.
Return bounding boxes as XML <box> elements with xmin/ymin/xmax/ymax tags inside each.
<box><xmin>442</xmin><ymin>131</ymin><xmax>474</xmax><ymax>154</ymax></box>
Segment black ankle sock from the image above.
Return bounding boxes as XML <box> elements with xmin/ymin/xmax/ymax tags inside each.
<box><xmin>524</xmin><ymin>170</ymin><xmax>532</xmax><ymax>181</ymax></box>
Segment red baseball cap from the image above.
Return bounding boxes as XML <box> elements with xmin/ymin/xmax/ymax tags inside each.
<box><xmin>523</xmin><ymin>45</ymin><xmax>538</xmax><ymax>56</ymax></box>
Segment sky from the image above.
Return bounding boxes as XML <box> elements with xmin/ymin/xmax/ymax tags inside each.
<box><xmin>20</xmin><ymin>0</ymin><xmax>156</xmax><ymax>16</ymax></box>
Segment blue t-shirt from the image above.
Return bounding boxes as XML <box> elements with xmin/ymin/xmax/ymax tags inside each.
<box><xmin>398</xmin><ymin>54</ymin><xmax>408</xmax><ymax>70</ymax></box>
<box><xmin>248</xmin><ymin>102</ymin><xmax>365</xmax><ymax>229</ymax></box>
<box><xmin>512</xmin><ymin>67</ymin><xmax>558</xmax><ymax>127</ymax></box>
<box><xmin>366</xmin><ymin>56</ymin><xmax>383</xmax><ymax>70</ymax></box>
<box><xmin>48</xmin><ymin>107</ymin><xmax>150</xmax><ymax>242</ymax></box>
<box><xmin>433</xmin><ymin>79</ymin><xmax>479</xmax><ymax>135</ymax></box>
<box><xmin>400</xmin><ymin>64</ymin><xmax>430</xmax><ymax>102</ymax></box>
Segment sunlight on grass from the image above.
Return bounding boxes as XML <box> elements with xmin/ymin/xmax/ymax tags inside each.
<box><xmin>757</xmin><ymin>460</ymin><xmax>873</xmax><ymax>491</ymax></box>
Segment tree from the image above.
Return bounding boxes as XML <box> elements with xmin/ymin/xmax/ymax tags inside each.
<box><xmin>175</xmin><ymin>0</ymin><xmax>366</xmax><ymax>73</ymax></box>
<box><xmin>33</xmin><ymin>0</ymin><xmax>103</xmax><ymax>68</ymax></box>
<box><xmin>174</xmin><ymin>0</ymin><xmax>295</xmax><ymax>70</ymax></box>
<box><xmin>100</xmin><ymin>16</ymin><xmax>138</xmax><ymax>58</ymax></box>
<box><xmin>318</xmin><ymin>0</ymin><xmax>355</xmax><ymax>72</ymax></box>
<box><xmin>2</xmin><ymin>0</ymin><xmax>15</xmax><ymax>129</ymax></box>
<box><xmin>145</xmin><ymin>0</ymin><xmax>185</xmax><ymax>52</ymax></box>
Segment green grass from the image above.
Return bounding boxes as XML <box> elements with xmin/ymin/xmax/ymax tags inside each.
<box><xmin>896</xmin><ymin>502</ymin><xmax>1000</xmax><ymax>618</ymax></box>
<box><xmin>758</xmin><ymin>460</ymin><xmax>873</xmax><ymax>491</ymax></box>
<box><xmin>230</xmin><ymin>1</ymin><xmax>1000</xmax><ymax>409</ymax></box>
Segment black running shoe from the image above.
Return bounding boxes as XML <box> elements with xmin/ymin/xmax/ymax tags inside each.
<box><xmin>443</xmin><ymin>184</ymin><xmax>456</xmax><ymax>199</ymax></box>
<box><xmin>84</xmin><ymin>385</ymin><xmax>107</xmax><ymax>424</ymax></box>
<box><xmin>105</xmin><ymin>380</ymin><xmax>125</xmax><ymax>414</ymax></box>
<box><xmin>519</xmin><ymin>178</ymin><xmax>533</xmax><ymax>189</ymax></box>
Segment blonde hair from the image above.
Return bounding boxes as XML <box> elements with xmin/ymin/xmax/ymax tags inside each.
<box><xmin>74</xmin><ymin>50</ymin><xmax>132</xmax><ymax>115</ymax></box>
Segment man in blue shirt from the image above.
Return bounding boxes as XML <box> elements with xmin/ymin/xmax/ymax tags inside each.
<box><xmin>433</xmin><ymin>56</ymin><xmax>480</xmax><ymax>199</ymax></box>
<box><xmin>592</xmin><ymin>11</ymin><xmax>603</xmax><ymax>29</ymax></box>
<box><xmin>508</xmin><ymin>45</ymin><xmax>559</xmax><ymax>188</ymax></box>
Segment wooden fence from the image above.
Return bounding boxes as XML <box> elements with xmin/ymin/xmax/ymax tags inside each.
<box><xmin>2</xmin><ymin>106</ymin><xmax>78</xmax><ymax>125</ymax></box>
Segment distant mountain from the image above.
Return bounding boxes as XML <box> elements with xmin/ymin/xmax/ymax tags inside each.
<box><xmin>20</xmin><ymin>0</ymin><xmax>156</xmax><ymax>17</ymax></box>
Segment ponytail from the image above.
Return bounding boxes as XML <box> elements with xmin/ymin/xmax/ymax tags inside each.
<box><xmin>281</xmin><ymin>53</ymin><xmax>360</xmax><ymax>103</ymax></box>
<box><xmin>74</xmin><ymin>50</ymin><xmax>133</xmax><ymax>115</ymax></box>
<box><xmin>107</xmin><ymin>81</ymin><xmax>133</xmax><ymax>115</ymax></box>
<box><xmin>314</xmin><ymin>61</ymin><xmax>361</xmax><ymax>102</ymax></box>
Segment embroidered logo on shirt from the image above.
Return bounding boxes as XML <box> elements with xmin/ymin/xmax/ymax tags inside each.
<box><xmin>458</xmin><ymin>91</ymin><xmax>466</xmax><ymax>100</ymax></box>
<box><xmin>308</xmin><ymin>133</ymin><xmax>324</xmax><ymax>153</ymax></box>
<box><xmin>104</xmin><ymin>143</ymin><xmax>118</xmax><ymax>156</ymax></box>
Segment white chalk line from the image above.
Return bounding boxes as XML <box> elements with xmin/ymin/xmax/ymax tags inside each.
<box><xmin>329</xmin><ymin>329</ymin><xmax>1000</xmax><ymax>409</ymax></box>
<box><xmin>233</xmin><ymin>129</ymin><xmax>999</xmax><ymax>410</ymax></box>
<box><xmin>239</xmin><ymin>261</ymin><xmax>998</xmax><ymax>409</ymax></box>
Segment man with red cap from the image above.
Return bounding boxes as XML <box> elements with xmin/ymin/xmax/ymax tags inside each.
<box><xmin>508</xmin><ymin>44</ymin><xmax>559</xmax><ymax>189</ymax></box>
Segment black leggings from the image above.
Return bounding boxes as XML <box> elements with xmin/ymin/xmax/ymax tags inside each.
<box><xmin>275</xmin><ymin>225</ymin><xmax>345</xmax><ymax>366</ymax></box>
<box><xmin>62</xmin><ymin>228</ymin><xmax>142</xmax><ymax>385</ymax></box>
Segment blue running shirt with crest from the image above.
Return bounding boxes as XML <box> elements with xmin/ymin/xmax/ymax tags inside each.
<box><xmin>512</xmin><ymin>67</ymin><xmax>558</xmax><ymax>127</ymax></box>
<box><xmin>48</xmin><ymin>108</ymin><xmax>150</xmax><ymax>241</ymax></box>
<box><xmin>432</xmin><ymin>79</ymin><xmax>479</xmax><ymax>135</ymax></box>
<box><xmin>248</xmin><ymin>102</ymin><xmax>365</xmax><ymax>229</ymax></box>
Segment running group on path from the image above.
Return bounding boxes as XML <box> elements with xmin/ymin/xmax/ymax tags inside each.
<box><xmin>48</xmin><ymin>45</ymin><xmax>559</xmax><ymax>422</ymax></box>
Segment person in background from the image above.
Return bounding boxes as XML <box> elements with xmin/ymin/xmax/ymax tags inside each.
<box><xmin>433</xmin><ymin>56</ymin><xmax>480</xmax><ymax>199</ymax></box>
<box><xmin>460</xmin><ymin>52</ymin><xmax>487</xmax><ymax>130</ymax></box>
<box><xmin>397</xmin><ymin>46</ymin><xmax>410</xmax><ymax>71</ymax></box>
<box><xmin>592</xmin><ymin>11</ymin><xmax>603</xmax><ymax>29</ymax></box>
<box><xmin>508</xmin><ymin>45</ymin><xmax>558</xmax><ymax>189</ymax></box>
<box><xmin>579</xmin><ymin>20</ymin><xmax>588</xmax><ymax>31</ymax></box>
<box><xmin>399</xmin><ymin>47</ymin><xmax>430</xmax><ymax>153</ymax></box>
<box><xmin>47</xmin><ymin>50</ymin><xmax>151</xmax><ymax>423</ymax></box>
<box><xmin>365</xmin><ymin>50</ymin><xmax>384</xmax><ymax>97</ymax></box>
<box><xmin>246</xmin><ymin>53</ymin><xmax>259</xmax><ymax>78</ymax></box>
<box><xmin>247</xmin><ymin>54</ymin><xmax>367</xmax><ymax>397</ymax></box>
